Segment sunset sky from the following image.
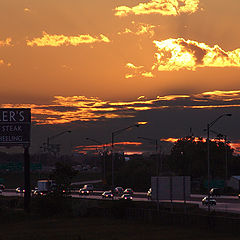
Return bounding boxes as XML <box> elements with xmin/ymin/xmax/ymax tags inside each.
<box><xmin>0</xmin><ymin>0</ymin><xmax>240</xmax><ymax>155</ymax></box>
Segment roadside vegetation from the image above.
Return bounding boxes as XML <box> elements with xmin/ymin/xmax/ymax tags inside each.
<box><xmin>0</xmin><ymin>211</ymin><xmax>239</xmax><ymax>240</ymax></box>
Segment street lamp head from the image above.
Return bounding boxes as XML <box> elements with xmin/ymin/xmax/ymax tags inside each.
<box><xmin>137</xmin><ymin>121</ymin><xmax>148</xmax><ymax>126</ymax></box>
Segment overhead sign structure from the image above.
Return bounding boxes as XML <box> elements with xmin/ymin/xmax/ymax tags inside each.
<box><xmin>0</xmin><ymin>108</ymin><xmax>31</xmax><ymax>146</ymax></box>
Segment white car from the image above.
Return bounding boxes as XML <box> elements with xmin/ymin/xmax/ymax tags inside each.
<box><xmin>16</xmin><ymin>187</ymin><xmax>25</xmax><ymax>193</ymax></box>
<box><xmin>79</xmin><ymin>188</ymin><xmax>90</xmax><ymax>195</ymax></box>
<box><xmin>202</xmin><ymin>196</ymin><xmax>216</xmax><ymax>206</ymax></box>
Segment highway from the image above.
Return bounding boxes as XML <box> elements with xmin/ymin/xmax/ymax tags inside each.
<box><xmin>2</xmin><ymin>189</ymin><xmax>240</xmax><ymax>214</ymax></box>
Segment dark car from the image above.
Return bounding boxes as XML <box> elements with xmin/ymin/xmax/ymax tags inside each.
<box><xmin>0</xmin><ymin>184</ymin><xmax>5</xmax><ymax>191</ymax></box>
<box><xmin>210</xmin><ymin>188</ymin><xmax>221</xmax><ymax>197</ymax></box>
<box><xmin>147</xmin><ymin>188</ymin><xmax>152</xmax><ymax>200</ymax></box>
<box><xmin>16</xmin><ymin>187</ymin><xmax>25</xmax><ymax>193</ymax></box>
<box><xmin>124</xmin><ymin>188</ymin><xmax>134</xmax><ymax>196</ymax></box>
<box><xmin>83</xmin><ymin>184</ymin><xmax>94</xmax><ymax>192</ymax></box>
<box><xmin>202</xmin><ymin>196</ymin><xmax>216</xmax><ymax>206</ymax></box>
<box><xmin>114</xmin><ymin>187</ymin><xmax>124</xmax><ymax>196</ymax></box>
<box><xmin>120</xmin><ymin>194</ymin><xmax>133</xmax><ymax>201</ymax></box>
<box><xmin>79</xmin><ymin>188</ymin><xmax>90</xmax><ymax>195</ymax></box>
<box><xmin>102</xmin><ymin>191</ymin><xmax>114</xmax><ymax>199</ymax></box>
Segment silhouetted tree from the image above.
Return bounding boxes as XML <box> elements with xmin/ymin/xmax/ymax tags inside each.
<box><xmin>169</xmin><ymin>137</ymin><xmax>234</xmax><ymax>179</ymax></box>
<box><xmin>50</xmin><ymin>161</ymin><xmax>77</xmax><ymax>195</ymax></box>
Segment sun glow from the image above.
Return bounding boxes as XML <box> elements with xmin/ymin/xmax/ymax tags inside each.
<box><xmin>152</xmin><ymin>38</ymin><xmax>240</xmax><ymax>71</ymax></box>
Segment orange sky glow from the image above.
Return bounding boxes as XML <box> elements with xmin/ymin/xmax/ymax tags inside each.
<box><xmin>0</xmin><ymin>0</ymin><xmax>240</xmax><ymax>154</ymax></box>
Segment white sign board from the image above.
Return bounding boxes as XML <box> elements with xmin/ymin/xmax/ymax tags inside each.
<box><xmin>151</xmin><ymin>176</ymin><xmax>190</xmax><ymax>201</ymax></box>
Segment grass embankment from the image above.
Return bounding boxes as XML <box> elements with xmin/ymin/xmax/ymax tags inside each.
<box><xmin>0</xmin><ymin>215</ymin><xmax>238</xmax><ymax>240</ymax></box>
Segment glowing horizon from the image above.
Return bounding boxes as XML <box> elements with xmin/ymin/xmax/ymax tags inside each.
<box><xmin>1</xmin><ymin>89</ymin><xmax>240</xmax><ymax>125</ymax></box>
<box><xmin>1</xmin><ymin>1</ymin><xmax>240</xmax><ymax>154</ymax></box>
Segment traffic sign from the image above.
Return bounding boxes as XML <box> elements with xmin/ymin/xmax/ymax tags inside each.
<box><xmin>0</xmin><ymin>108</ymin><xmax>31</xmax><ymax>146</ymax></box>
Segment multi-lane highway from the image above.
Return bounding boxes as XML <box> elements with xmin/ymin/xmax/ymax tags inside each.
<box><xmin>2</xmin><ymin>189</ymin><xmax>240</xmax><ymax>214</ymax></box>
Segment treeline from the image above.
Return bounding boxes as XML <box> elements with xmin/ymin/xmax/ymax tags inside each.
<box><xmin>103</xmin><ymin>137</ymin><xmax>240</xmax><ymax>191</ymax></box>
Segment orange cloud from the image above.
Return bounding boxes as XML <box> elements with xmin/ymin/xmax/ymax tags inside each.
<box><xmin>27</xmin><ymin>32</ymin><xmax>110</xmax><ymax>47</ymax></box>
<box><xmin>0</xmin><ymin>59</ymin><xmax>12</xmax><ymax>67</ymax></box>
<box><xmin>126</xmin><ymin>38</ymin><xmax>240</xmax><ymax>77</ymax></box>
<box><xmin>152</xmin><ymin>38</ymin><xmax>240</xmax><ymax>71</ymax></box>
<box><xmin>24</xmin><ymin>8</ymin><xmax>31</xmax><ymax>13</ymax></box>
<box><xmin>115</xmin><ymin>0</ymin><xmax>200</xmax><ymax>17</ymax></box>
<box><xmin>229</xmin><ymin>142</ymin><xmax>240</xmax><ymax>155</ymax></box>
<box><xmin>0</xmin><ymin>38</ymin><xmax>13</xmax><ymax>47</ymax></box>
<box><xmin>126</xmin><ymin>63</ymin><xmax>144</xmax><ymax>69</ymax></box>
<box><xmin>2</xmin><ymin>90</ymin><xmax>240</xmax><ymax>125</ymax></box>
<box><xmin>118</xmin><ymin>21</ymin><xmax>156</xmax><ymax>37</ymax></box>
<box><xmin>194</xmin><ymin>90</ymin><xmax>240</xmax><ymax>101</ymax></box>
<box><xmin>160</xmin><ymin>138</ymin><xmax>178</xmax><ymax>143</ymax></box>
<box><xmin>74</xmin><ymin>141</ymin><xmax>142</xmax><ymax>154</ymax></box>
<box><xmin>125</xmin><ymin>63</ymin><xmax>154</xmax><ymax>79</ymax></box>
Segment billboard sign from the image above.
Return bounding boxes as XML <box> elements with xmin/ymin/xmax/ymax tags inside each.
<box><xmin>151</xmin><ymin>176</ymin><xmax>191</xmax><ymax>201</ymax></box>
<box><xmin>0</xmin><ymin>108</ymin><xmax>31</xmax><ymax>146</ymax></box>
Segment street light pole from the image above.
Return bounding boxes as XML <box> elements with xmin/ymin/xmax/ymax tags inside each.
<box><xmin>206</xmin><ymin>113</ymin><xmax>232</xmax><ymax>213</ymax></box>
<box><xmin>207</xmin><ymin>123</ymin><xmax>210</xmax><ymax>213</ymax></box>
<box><xmin>138</xmin><ymin>136</ymin><xmax>160</xmax><ymax>211</ymax></box>
<box><xmin>46</xmin><ymin>130</ymin><xmax>72</xmax><ymax>157</ymax></box>
<box><xmin>137</xmin><ymin>136</ymin><xmax>160</xmax><ymax>175</ymax></box>
<box><xmin>209</xmin><ymin>130</ymin><xmax>230</xmax><ymax>185</ymax></box>
<box><xmin>111</xmin><ymin>132</ymin><xmax>114</xmax><ymax>192</ymax></box>
<box><xmin>86</xmin><ymin>137</ymin><xmax>107</xmax><ymax>186</ymax></box>
<box><xmin>111</xmin><ymin>124</ymin><xmax>140</xmax><ymax>191</ymax></box>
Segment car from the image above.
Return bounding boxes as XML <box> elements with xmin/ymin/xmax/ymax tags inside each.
<box><xmin>238</xmin><ymin>193</ymin><xmax>240</xmax><ymax>199</ymax></box>
<box><xmin>210</xmin><ymin>188</ymin><xmax>221</xmax><ymax>197</ymax></box>
<box><xmin>102</xmin><ymin>191</ymin><xmax>114</xmax><ymax>199</ymax></box>
<box><xmin>33</xmin><ymin>190</ymin><xmax>48</xmax><ymax>196</ymax></box>
<box><xmin>202</xmin><ymin>196</ymin><xmax>216</xmax><ymax>206</ymax></box>
<box><xmin>120</xmin><ymin>194</ymin><xmax>133</xmax><ymax>201</ymax></box>
<box><xmin>114</xmin><ymin>187</ymin><xmax>124</xmax><ymax>196</ymax></box>
<box><xmin>0</xmin><ymin>184</ymin><xmax>5</xmax><ymax>191</ymax></box>
<box><xmin>79</xmin><ymin>188</ymin><xmax>90</xmax><ymax>195</ymax></box>
<box><xmin>124</xmin><ymin>188</ymin><xmax>134</xmax><ymax>195</ymax></box>
<box><xmin>147</xmin><ymin>188</ymin><xmax>152</xmax><ymax>200</ymax></box>
<box><xmin>16</xmin><ymin>187</ymin><xmax>25</xmax><ymax>193</ymax></box>
<box><xmin>83</xmin><ymin>184</ymin><xmax>94</xmax><ymax>192</ymax></box>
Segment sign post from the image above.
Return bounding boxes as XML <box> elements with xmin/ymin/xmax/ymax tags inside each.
<box><xmin>0</xmin><ymin>108</ymin><xmax>31</xmax><ymax>212</ymax></box>
<box><xmin>24</xmin><ymin>145</ymin><xmax>30</xmax><ymax>212</ymax></box>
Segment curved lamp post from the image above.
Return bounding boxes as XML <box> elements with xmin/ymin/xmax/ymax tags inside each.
<box><xmin>45</xmin><ymin>130</ymin><xmax>72</xmax><ymax>156</ymax></box>
<box><xmin>111</xmin><ymin>123</ymin><xmax>141</xmax><ymax>191</ymax></box>
<box><xmin>206</xmin><ymin>113</ymin><xmax>232</xmax><ymax>213</ymax></box>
